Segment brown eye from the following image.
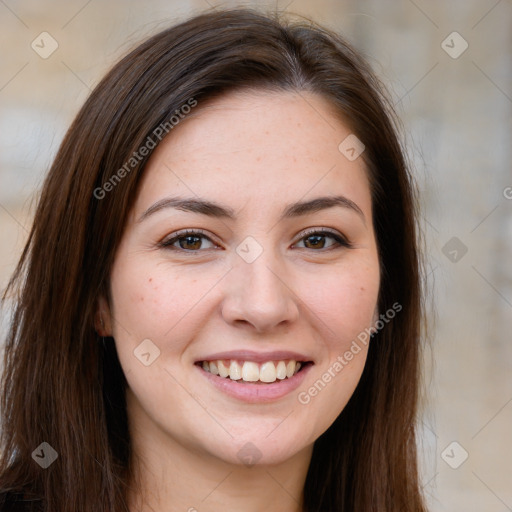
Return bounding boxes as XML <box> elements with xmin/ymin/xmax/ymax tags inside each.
<box><xmin>160</xmin><ymin>230</ymin><xmax>216</xmax><ymax>251</ymax></box>
<box><xmin>295</xmin><ymin>230</ymin><xmax>351</xmax><ymax>251</ymax></box>
<box><xmin>175</xmin><ymin>235</ymin><xmax>203</xmax><ymax>250</ymax></box>
<box><xmin>303</xmin><ymin>234</ymin><xmax>328</xmax><ymax>249</ymax></box>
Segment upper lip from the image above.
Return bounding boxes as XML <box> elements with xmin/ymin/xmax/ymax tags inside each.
<box><xmin>195</xmin><ymin>350</ymin><xmax>314</xmax><ymax>364</ymax></box>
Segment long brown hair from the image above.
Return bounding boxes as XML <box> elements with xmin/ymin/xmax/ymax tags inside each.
<box><xmin>0</xmin><ymin>8</ymin><xmax>427</xmax><ymax>511</ymax></box>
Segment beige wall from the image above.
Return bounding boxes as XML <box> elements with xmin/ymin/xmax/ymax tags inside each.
<box><xmin>1</xmin><ymin>0</ymin><xmax>511</xmax><ymax>509</ymax></box>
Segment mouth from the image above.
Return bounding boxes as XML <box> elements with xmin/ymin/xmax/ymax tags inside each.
<box><xmin>195</xmin><ymin>358</ymin><xmax>314</xmax><ymax>384</ymax></box>
<box><xmin>194</xmin><ymin>350</ymin><xmax>315</xmax><ymax>402</ymax></box>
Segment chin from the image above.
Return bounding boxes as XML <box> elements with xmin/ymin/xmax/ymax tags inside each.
<box><xmin>203</xmin><ymin>430</ymin><xmax>311</xmax><ymax>468</ymax></box>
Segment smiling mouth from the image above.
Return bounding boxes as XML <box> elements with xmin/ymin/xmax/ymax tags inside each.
<box><xmin>196</xmin><ymin>359</ymin><xmax>313</xmax><ymax>384</ymax></box>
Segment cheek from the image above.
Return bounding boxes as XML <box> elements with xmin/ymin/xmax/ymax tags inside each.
<box><xmin>108</xmin><ymin>255</ymin><xmax>227</xmax><ymax>352</ymax></box>
<box><xmin>107</xmin><ymin>260</ymin><xmax>209</xmax><ymax>387</ymax></box>
<box><xmin>292</xmin><ymin>260</ymin><xmax>378</xmax><ymax>436</ymax></box>
<box><xmin>110</xmin><ymin>266</ymin><xmax>186</xmax><ymax>338</ymax></box>
<box><xmin>301</xmin><ymin>259</ymin><xmax>380</xmax><ymax>346</ymax></box>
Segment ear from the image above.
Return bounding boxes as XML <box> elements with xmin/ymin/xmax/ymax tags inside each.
<box><xmin>94</xmin><ymin>295</ymin><xmax>113</xmax><ymax>337</ymax></box>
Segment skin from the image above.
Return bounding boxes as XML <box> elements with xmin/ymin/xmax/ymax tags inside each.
<box><xmin>97</xmin><ymin>89</ymin><xmax>380</xmax><ymax>512</ymax></box>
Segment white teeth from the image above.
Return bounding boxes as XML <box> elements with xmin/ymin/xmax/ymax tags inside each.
<box><xmin>217</xmin><ymin>360</ymin><xmax>229</xmax><ymax>378</ymax></box>
<box><xmin>242</xmin><ymin>361</ymin><xmax>260</xmax><ymax>382</ymax></box>
<box><xmin>260</xmin><ymin>361</ymin><xmax>277</xmax><ymax>382</ymax></box>
<box><xmin>209</xmin><ymin>361</ymin><xmax>219</xmax><ymax>376</ymax></box>
<box><xmin>201</xmin><ymin>359</ymin><xmax>306</xmax><ymax>383</ymax></box>
<box><xmin>276</xmin><ymin>361</ymin><xmax>287</xmax><ymax>380</ymax></box>
<box><xmin>229</xmin><ymin>360</ymin><xmax>242</xmax><ymax>380</ymax></box>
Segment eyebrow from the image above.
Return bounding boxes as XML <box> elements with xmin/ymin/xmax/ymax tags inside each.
<box><xmin>137</xmin><ymin>194</ymin><xmax>366</xmax><ymax>224</ymax></box>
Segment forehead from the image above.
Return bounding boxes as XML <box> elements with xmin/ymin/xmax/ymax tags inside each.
<box><xmin>132</xmin><ymin>89</ymin><xmax>371</xmax><ymax>222</ymax></box>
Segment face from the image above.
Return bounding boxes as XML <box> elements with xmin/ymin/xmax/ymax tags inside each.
<box><xmin>99</xmin><ymin>89</ymin><xmax>380</xmax><ymax>467</ymax></box>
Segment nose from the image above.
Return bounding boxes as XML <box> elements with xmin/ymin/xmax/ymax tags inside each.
<box><xmin>221</xmin><ymin>247</ymin><xmax>300</xmax><ymax>333</ymax></box>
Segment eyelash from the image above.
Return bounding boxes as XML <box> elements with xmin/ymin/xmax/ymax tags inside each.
<box><xmin>159</xmin><ymin>228</ymin><xmax>352</xmax><ymax>253</ymax></box>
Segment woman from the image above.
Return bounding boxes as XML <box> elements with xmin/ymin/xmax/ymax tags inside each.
<box><xmin>0</xmin><ymin>8</ymin><xmax>427</xmax><ymax>512</ymax></box>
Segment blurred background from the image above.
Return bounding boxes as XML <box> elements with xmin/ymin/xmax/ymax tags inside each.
<box><xmin>1</xmin><ymin>0</ymin><xmax>511</xmax><ymax>509</ymax></box>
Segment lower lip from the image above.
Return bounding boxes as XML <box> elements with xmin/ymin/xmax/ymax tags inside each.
<box><xmin>196</xmin><ymin>364</ymin><xmax>313</xmax><ymax>403</ymax></box>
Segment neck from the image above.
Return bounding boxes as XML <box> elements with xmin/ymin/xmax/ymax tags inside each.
<box><xmin>126</xmin><ymin>405</ymin><xmax>312</xmax><ymax>512</ymax></box>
